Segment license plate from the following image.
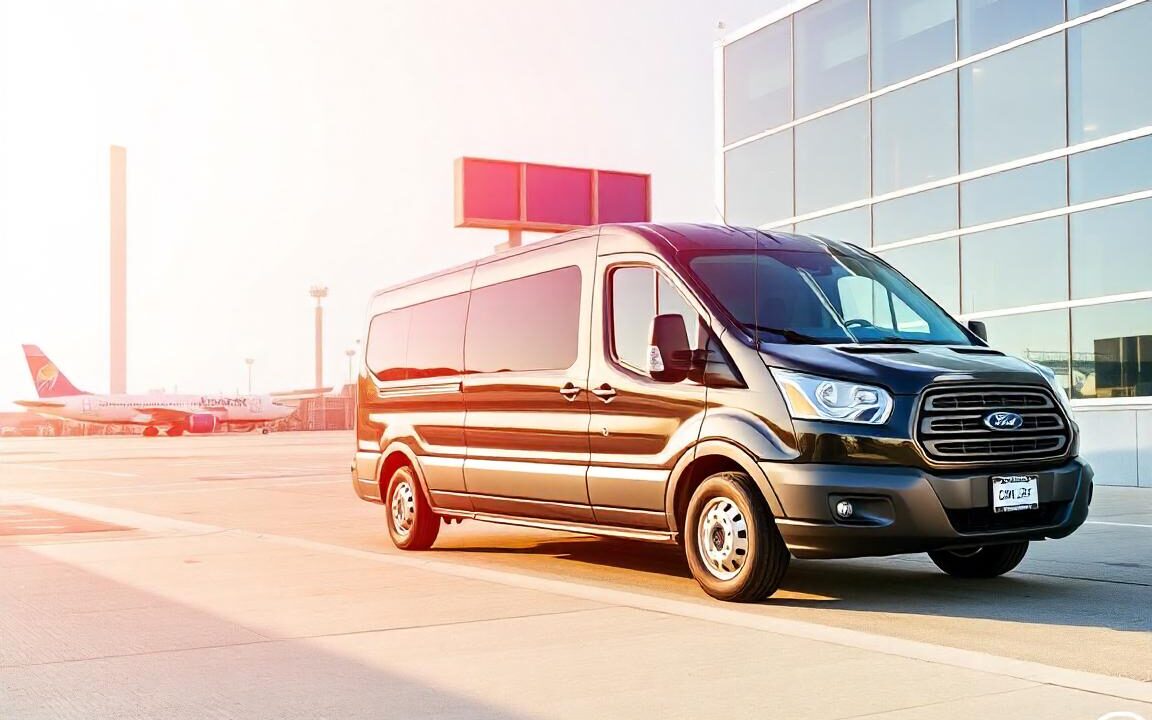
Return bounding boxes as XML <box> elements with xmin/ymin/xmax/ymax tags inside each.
<box><xmin>991</xmin><ymin>475</ymin><xmax>1039</xmax><ymax>513</ymax></box>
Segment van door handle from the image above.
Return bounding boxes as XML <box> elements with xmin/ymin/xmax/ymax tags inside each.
<box><xmin>591</xmin><ymin>384</ymin><xmax>617</xmax><ymax>402</ymax></box>
<box><xmin>559</xmin><ymin>382</ymin><xmax>582</xmax><ymax>401</ymax></box>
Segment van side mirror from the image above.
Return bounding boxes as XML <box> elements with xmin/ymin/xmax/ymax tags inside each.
<box><xmin>649</xmin><ymin>314</ymin><xmax>691</xmax><ymax>383</ymax></box>
<box><xmin>967</xmin><ymin>320</ymin><xmax>988</xmax><ymax>343</ymax></box>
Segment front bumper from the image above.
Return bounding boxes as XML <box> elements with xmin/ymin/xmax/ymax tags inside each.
<box><xmin>762</xmin><ymin>458</ymin><xmax>1093</xmax><ymax>559</ymax></box>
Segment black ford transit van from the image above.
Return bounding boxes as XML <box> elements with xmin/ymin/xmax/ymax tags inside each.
<box><xmin>353</xmin><ymin>223</ymin><xmax>1092</xmax><ymax>601</ymax></box>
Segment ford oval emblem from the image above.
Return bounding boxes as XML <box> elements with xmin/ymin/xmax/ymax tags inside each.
<box><xmin>984</xmin><ymin>411</ymin><xmax>1025</xmax><ymax>431</ymax></box>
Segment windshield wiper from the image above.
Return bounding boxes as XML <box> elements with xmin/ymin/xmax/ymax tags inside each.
<box><xmin>868</xmin><ymin>336</ymin><xmax>945</xmax><ymax>345</ymax></box>
<box><xmin>742</xmin><ymin>323</ymin><xmax>834</xmax><ymax>344</ymax></box>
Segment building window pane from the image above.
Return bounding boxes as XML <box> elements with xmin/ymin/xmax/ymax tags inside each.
<box><xmin>724</xmin><ymin>19</ymin><xmax>792</xmax><ymax>144</ymax></box>
<box><xmin>982</xmin><ymin>310</ymin><xmax>1072</xmax><ymax>393</ymax></box>
<box><xmin>795</xmin><ymin>206</ymin><xmax>871</xmax><ymax>247</ymax></box>
<box><xmin>874</xmin><ymin>186</ymin><xmax>958</xmax><ymax>246</ymax></box>
<box><xmin>724</xmin><ymin>131</ymin><xmax>793</xmax><ymax>226</ymax></box>
<box><xmin>1069</xmin><ymin>0</ymin><xmax>1121</xmax><ymax>17</ymax></box>
<box><xmin>961</xmin><ymin>158</ymin><xmax>1067</xmax><ymax>227</ymax></box>
<box><xmin>466</xmin><ymin>267</ymin><xmax>582</xmax><ymax>373</ymax></box>
<box><xmin>878</xmin><ymin>238</ymin><xmax>961</xmax><ymax>313</ymax></box>
<box><xmin>961</xmin><ymin>217</ymin><xmax>1068</xmax><ymax>312</ymax></box>
<box><xmin>1070</xmin><ymin>135</ymin><xmax>1152</xmax><ymax>204</ymax></box>
<box><xmin>960</xmin><ymin>35</ymin><xmax>1066</xmax><ymax>172</ymax></box>
<box><xmin>958</xmin><ymin>0</ymin><xmax>1064</xmax><ymax>57</ymax></box>
<box><xmin>1072</xmin><ymin>300</ymin><xmax>1152</xmax><ymax>398</ymax></box>
<box><xmin>871</xmin><ymin>0</ymin><xmax>956</xmax><ymax>88</ymax></box>
<box><xmin>1071</xmin><ymin>198</ymin><xmax>1152</xmax><ymax>300</ymax></box>
<box><xmin>406</xmin><ymin>293</ymin><xmax>469</xmax><ymax>379</ymax></box>
<box><xmin>1069</xmin><ymin>3</ymin><xmax>1152</xmax><ymax>143</ymax></box>
<box><xmin>872</xmin><ymin>72</ymin><xmax>958</xmax><ymax>194</ymax></box>
<box><xmin>795</xmin><ymin>0</ymin><xmax>869</xmax><ymax>115</ymax></box>
<box><xmin>795</xmin><ymin>103</ymin><xmax>870</xmax><ymax>213</ymax></box>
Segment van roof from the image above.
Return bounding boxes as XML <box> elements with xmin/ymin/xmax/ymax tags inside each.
<box><xmin>614</xmin><ymin>222</ymin><xmax>863</xmax><ymax>255</ymax></box>
<box><xmin>370</xmin><ymin>223</ymin><xmax>863</xmax><ymax>298</ymax></box>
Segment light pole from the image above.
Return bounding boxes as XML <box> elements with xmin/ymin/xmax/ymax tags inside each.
<box><xmin>244</xmin><ymin>358</ymin><xmax>254</xmax><ymax>394</ymax></box>
<box><xmin>345</xmin><ymin>348</ymin><xmax>356</xmax><ymax>387</ymax></box>
<box><xmin>309</xmin><ymin>285</ymin><xmax>328</xmax><ymax>392</ymax></box>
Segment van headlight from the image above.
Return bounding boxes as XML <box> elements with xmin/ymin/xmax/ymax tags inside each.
<box><xmin>1024</xmin><ymin>360</ymin><xmax>1074</xmax><ymax>414</ymax></box>
<box><xmin>771</xmin><ymin>369</ymin><xmax>893</xmax><ymax>424</ymax></box>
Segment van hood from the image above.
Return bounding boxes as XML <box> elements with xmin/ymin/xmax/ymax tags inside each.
<box><xmin>761</xmin><ymin>343</ymin><xmax>1047</xmax><ymax>395</ymax></box>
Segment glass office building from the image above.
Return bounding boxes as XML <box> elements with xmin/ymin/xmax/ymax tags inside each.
<box><xmin>718</xmin><ymin>0</ymin><xmax>1152</xmax><ymax>486</ymax></box>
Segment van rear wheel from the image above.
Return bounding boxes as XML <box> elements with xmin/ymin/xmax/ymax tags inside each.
<box><xmin>385</xmin><ymin>465</ymin><xmax>439</xmax><ymax>550</ymax></box>
<box><xmin>928</xmin><ymin>541</ymin><xmax>1029</xmax><ymax>578</ymax></box>
<box><xmin>684</xmin><ymin>472</ymin><xmax>790</xmax><ymax>602</ymax></box>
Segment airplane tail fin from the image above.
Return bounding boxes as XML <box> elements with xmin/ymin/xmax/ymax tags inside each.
<box><xmin>22</xmin><ymin>344</ymin><xmax>89</xmax><ymax>398</ymax></box>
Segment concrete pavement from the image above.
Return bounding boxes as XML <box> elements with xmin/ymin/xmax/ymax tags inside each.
<box><xmin>1</xmin><ymin>432</ymin><xmax>1149</xmax><ymax>719</ymax></box>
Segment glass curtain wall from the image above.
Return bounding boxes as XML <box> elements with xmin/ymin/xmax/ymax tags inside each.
<box><xmin>721</xmin><ymin>0</ymin><xmax>1152</xmax><ymax>399</ymax></box>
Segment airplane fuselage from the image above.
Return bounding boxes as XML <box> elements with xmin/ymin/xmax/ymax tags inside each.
<box><xmin>16</xmin><ymin>393</ymin><xmax>294</xmax><ymax>428</ymax></box>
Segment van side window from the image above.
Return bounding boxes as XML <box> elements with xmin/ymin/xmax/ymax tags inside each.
<box><xmin>366</xmin><ymin>292</ymin><xmax>468</xmax><ymax>382</ymax></box>
<box><xmin>366</xmin><ymin>309</ymin><xmax>411</xmax><ymax>381</ymax></box>
<box><xmin>466</xmin><ymin>266</ymin><xmax>582</xmax><ymax>373</ymax></box>
<box><xmin>610</xmin><ymin>266</ymin><xmax>701</xmax><ymax>376</ymax></box>
<box><xmin>407</xmin><ymin>293</ymin><xmax>469</xmax><ymax>378</ymax></box>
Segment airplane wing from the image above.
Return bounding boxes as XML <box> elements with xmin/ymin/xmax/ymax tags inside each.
<box><xmin>14</xmin><ymin>400</ymin><xmax>66</xmax><ymax>409</ymax></box>
<box><xmin>133</xmin><ymin>407</ymin><xmax>225</xmax><ymax>423</ymax></box>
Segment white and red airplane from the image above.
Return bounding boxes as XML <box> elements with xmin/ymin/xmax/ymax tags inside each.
<box><xmin>14</xmin><ymin>345</ymin><xmax>296</xmax><ymax>436</ymax></box>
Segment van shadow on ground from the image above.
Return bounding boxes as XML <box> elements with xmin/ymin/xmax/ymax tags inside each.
<box><xmin>438</xmin><ymin>534</ymin><xmax>1152</xmax><ymax>635</ymax></box>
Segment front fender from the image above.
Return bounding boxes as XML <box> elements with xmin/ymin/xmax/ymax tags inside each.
<box><xmin>697</xmin><ymin>406</ymin><xmax>799</xmax><ymax>463</ymax></box>
<box><xmin>664</xmin><ymin>438</ymin><xmax>789</xmax><ymax>533</ymax></box>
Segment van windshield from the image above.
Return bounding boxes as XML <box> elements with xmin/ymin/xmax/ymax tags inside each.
<box><xmin>687</xmin><ymin>249</ymin><xmax>973</xmax><ymax>346</ymax></box>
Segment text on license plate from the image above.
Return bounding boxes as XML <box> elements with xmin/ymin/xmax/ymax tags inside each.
<box><xmin>991</xmin><ymin>475</ymin><xmax>1039</xmax><ymax>513</ymax></box>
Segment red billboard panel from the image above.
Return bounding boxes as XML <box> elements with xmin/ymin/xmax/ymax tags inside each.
<box><xmin>597</xmin><ymin>171</ymin><xmax>650</xmax><ymax>224</ymax></box>
<box><xmin>455</xmin><ymin>157</ymin><xmax>649</xmax><ymax>232</ymax></box>
<box><xmin>459</xmin><ymin>159</ymin><xmax>520</xmax><ymax>224</ymax></box>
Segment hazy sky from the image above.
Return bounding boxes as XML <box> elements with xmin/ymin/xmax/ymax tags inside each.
<box><xmin>0</xmin><ymin>0</ymin><xmax>778</xmax><ymax>408</ymax></box>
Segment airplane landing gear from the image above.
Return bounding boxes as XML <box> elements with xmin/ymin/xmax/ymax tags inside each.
<box><xmin>261</xmin><ymin>427</ymin><xmax>271</xmax><ymax>435</ymax></box>
<box><xmin>143</xmin><ymin>426</ymin><xmax>160</xmax><ymax>437</ymax></box>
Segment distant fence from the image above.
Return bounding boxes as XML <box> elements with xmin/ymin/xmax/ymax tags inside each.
<box><xmin>294</xmin><ymin>396</ymin><xmax>354</xmax><ymax>431</ymax></box>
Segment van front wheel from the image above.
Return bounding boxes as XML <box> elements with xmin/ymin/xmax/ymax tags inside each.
<box><xmin>684</xmin><ymin>472</ymin><xmax>790</xmax><ymax>602</ymax></box>
<box><xmin>385</xmin><ymin>465</ymin><xmax>440</xmax><ymax>550</ymax></box>
<box><xmin>928</xmin><ymin>541</ymin><xmax>1029</xmax><ymax>578</ymax></box>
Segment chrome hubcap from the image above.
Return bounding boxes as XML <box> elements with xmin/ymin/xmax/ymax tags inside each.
<box><xmin>390</xmin><ymin>479</ymin><xmax>416</xmax><ymax>537</ymax></box>
<box><xmin>696</xmin><ymin>496</ymin><xmax>748</xmax><ymax>581</ymax></box>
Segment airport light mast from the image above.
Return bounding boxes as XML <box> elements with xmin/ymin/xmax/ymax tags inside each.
<box><xmin>309</xmin><ymin>285</ymin><xmax>328</xmax><ymax>393</ymax></box>
<box><xmin>345</xmin><ymin>348</ymin><xmax>356</xmax><ymax>387</ymax></box>
<box><xmin>244</xmin><ymin>357</ymin><xmax>254</xmax><ymax>394</ymax></box>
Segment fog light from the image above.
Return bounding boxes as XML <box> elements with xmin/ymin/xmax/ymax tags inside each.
<box><xmin>835</xmin><ymin>500</ymin><xmax>854</xmax><ymax>519</ymax></box>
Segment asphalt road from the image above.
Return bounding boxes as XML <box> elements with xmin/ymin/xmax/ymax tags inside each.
<box><xmin>1</xmin><ymin>431</ymin><xmax>1149</xmax><ymax>718</ymax></box>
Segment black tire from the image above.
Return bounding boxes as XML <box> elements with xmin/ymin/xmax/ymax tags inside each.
<box><xmin>384</xmin><ymin>465</ymin><xmax>440</xmax><ymax>550</ymax></box>
<box><xmin>928</xmin><ymin>541</ymin><xmax>1029</xmax><ymax>578</ymax></box>
<box><xmin>683</xmin><ymin>472</ymin><xmax>790</xmax><ymax>602</ymax></box>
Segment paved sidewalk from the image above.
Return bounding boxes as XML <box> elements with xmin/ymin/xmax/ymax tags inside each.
<box><xmin>1</xmin><ymin>496</ymin><xmax>1149</xmax><ymax>720</ymax></box>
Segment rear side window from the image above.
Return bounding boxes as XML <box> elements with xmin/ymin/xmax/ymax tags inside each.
<box><xmin>407</xmin><ymin>293</ymin><xmax>469</xmax><ymax>378</ymax></box>
<box><xmin>366</xmin><ymin>292</ymin><xmax>469</xmax><ymax>381</ymax></box>
<box><xmin>366</xmin><ymin>309</ymin><xmax>411</xmax><ymax>381</ymax></box>
<box><xmin>466</xmin><ymin>266</ymin><xmax>582</xmax><ymax>373</ymax></box>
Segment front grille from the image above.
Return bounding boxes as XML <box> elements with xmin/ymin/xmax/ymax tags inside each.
<box><xmin>915</xmin><ymin>385</ymin><xmax>1071</xmax><ymax>464</ymax></box>
<box><xmin>945</xmin><ymin>502</ymin><xmax>1065</xmax><ymax>533</ymax></box>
